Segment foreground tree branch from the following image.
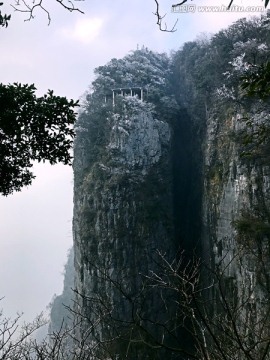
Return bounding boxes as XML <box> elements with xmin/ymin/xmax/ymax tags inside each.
<box><xmin>171</xmin><ymin>0</ymin><xmax>269</xmax><ymax>9</ymax></box>
<box><xmin>68</xmin><ymin>249</ymin><xmax>270</xmax><ymax>359</ymax></box>
<box><xmin>0</xmin><ymin>248</ymin><xmax>268</xmax><ymax>359</ymax></box>
<box><xmin>11</xmin><ymin>0</ymin><xmax>84</xmax><ymax>24</ymax></box>
<box><xmin>153</xmin><ymin>0</ymin><xmax>178</xmax><ymax>32</ymax></box>
<box><xmin>0</xmin><ymin>83</ymin><xmax>79</xmax><ymax>195</ymax></box>
<box><xmin>155</xmin><ymin>0</ymin><xmax>270</xmax><ymax>32</ymax></box>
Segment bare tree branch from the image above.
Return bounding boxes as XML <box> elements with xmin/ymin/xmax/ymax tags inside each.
<box><xmin>11</xmin><ymin>0</ymin><xmax>84</xmax><ymax>25</ymax></box>
<box><xmin>154</xmin><ymin>0</ymin><xmax>178</xmax><ymax>33</ymax></box>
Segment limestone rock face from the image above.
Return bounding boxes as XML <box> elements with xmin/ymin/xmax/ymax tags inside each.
<box><xmin>169</xmin><ymin>15</ymin><xmax>270</xmax><ymax>354</ymax></box>
<box><xmin>73</xmin><ymin>97</ymin><xmax>175</xmax><ymax>356</ymax></box>
<box><xmin>108</xmin><ymin>109</ymin><xmax>170</xmax><ymax>168</ymax></box>
<box><xmin>203</xmin><ymin>106</ymin><xmax>270</xmax><ymax>332</ymax></box>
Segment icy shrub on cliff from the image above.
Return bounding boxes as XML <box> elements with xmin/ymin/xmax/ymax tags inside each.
<box><xmin>90</xmin><ymin>48</ymin><xmax>171</xmax><ymax>108</ymax></box>
<box><xmin>74</xmin><ymin>48</ymin><xmax>180</xmax><ymax>176</ymax></box>
<box><xmin>171</xmin><ymin>13</ymin><xmax>270</xmax><ymax>112</ymax></box>
<box><xmin>114</xmin><ymin>94</ymin><xmax>154</xmax><ymax>117</ymax></box>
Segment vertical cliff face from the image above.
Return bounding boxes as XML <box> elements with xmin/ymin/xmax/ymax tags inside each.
<box><xmin>203</xmin><ymin>102</ymin><xmax>270</xmax><ymax>331</ymax></box>
<box><xmin>170</xmin><ymin>14</ymin><xmax>270</xmax><ymax>282</ymax></box>
<box><xmin>73</xmin><ymin>102</ymin><xmax>174</xmax><ymax>357</ymax></box>
<box><xmin>200</xmin><ymin>17</ymin><xmax>270</xmax><ymax>326</ymax></box>
<box><xmin>72</xmin><ymin>49</ymin><xmax>183</xmax><ymax>357</ymax></box>
<box><xmin>172</xmin><ymin>14</ymin><xmax>270</xmax><ymax>357</ymax></box>
<box><xmin>73</xmin><ymin>98</ymin><xmax>173</xmax><ymax>293</ymax></box>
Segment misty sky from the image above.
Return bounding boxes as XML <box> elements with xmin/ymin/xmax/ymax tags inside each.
<box><xmin>0</xmin><ymin>0</ymin><xmax>267</xmax><ymax>323</ymax></box>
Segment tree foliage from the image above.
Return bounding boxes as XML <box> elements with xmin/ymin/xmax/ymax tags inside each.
<box><xmin>0</xmin><ymin>83</ymin><xmax>78</xmax><ymax>196</ymax></box>
<box><xmin>241</xmin><ymin>61</ymin><xmax>270</xmax><ymax>99</ymax></box>
<box><xmin>170</xmin><ymin>13</ymin><xmax>270</xmax><ymax>123</ymax></box>
<box><xmin>0</xmin><ymin>2</ymin><xmax>10</xmax><ymax>27</ymax></box>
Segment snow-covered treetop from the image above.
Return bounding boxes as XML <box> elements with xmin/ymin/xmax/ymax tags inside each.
<box><xmin>91</xmin><ymin>49</ymin><xmax>170</xmax><ymax>96</ymax></box>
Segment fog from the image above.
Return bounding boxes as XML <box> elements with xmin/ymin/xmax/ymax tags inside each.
<box><xmin>0</xmin><ymin>0</ymin><xmax>265</xmax><ymax>323</ymax></box>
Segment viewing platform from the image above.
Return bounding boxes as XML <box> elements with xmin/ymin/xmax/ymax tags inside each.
<box><xmin>105</xmin><ymin>87</ymin><xmax>147</xmax><ymax>105</ymax></box>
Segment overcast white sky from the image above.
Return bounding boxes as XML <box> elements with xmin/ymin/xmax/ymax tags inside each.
<box><xmin>0</xmin><ymin>0</ymin><xmax>267</xmax><ymax>323</ymax></box>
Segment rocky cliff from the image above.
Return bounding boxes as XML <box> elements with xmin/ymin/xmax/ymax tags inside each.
<box><xmin>50</xmin><ymin>13</ymin><xmax>270</xmax><ymax>360</ymax></box>
<box><xmin>202</xmin><ymin>96</ymin><xmax>270</xmax><ymax>358</ymax></box>
<box><xmin>173</xmin><ymin>14</ymin><xmax>270</xmax><ymax>357</ymax></box>
<box><xmin>72</xmin><ymin>49</ymin><xmax>188</xmax><ymax>358</ymax></box>
<box><xmin>73</xmin><ymin>102</ymin><xmax>173</xmax><ymax>288</ymax></box>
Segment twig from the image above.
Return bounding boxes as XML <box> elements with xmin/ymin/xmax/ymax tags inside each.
<box><xmin>11</xmin><ymin>0</ymin><xmax>84</xmax><ymax>25</ymax></box>
<box><xmin>154</xmin><ymin>0</ymin><xmax>178</xmax><ymax>32</ymax></box>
